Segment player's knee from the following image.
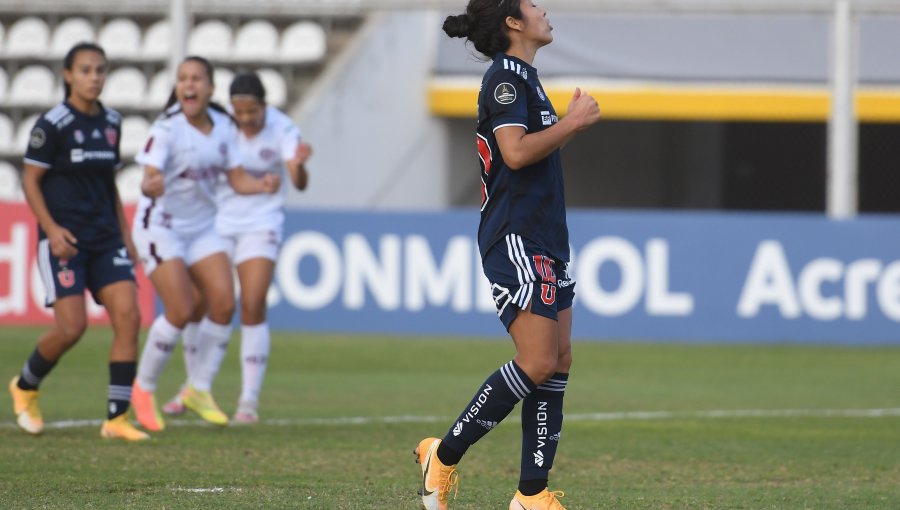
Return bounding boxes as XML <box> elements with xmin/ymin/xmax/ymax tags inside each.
<box><xmin>557</xmin><ymin>349</ymin><xmax>573</xmax><ymax>374</ymax></box>
<box><xmin>165</xmin><ymin>308</ymin><xmax>193</xmax><ymax>329</ymax></box>
<box><xmin>240</xmin><ymin>301</ymin><xmax>266</xmax><ymax>324</ymax></box>
<box><xmin>529</xmin><ymin>357</ymin><xmax>559</xmax><ymax>386</ymax></box>
<box><xmin>207</xmin><ymin>294</ymin><xmax>235</xmax><ymax>324</ymax></box>
<box><xmin>57</xmin><ymin>318</ymin><xmax>87</xmax><ymax>344</ymax></box>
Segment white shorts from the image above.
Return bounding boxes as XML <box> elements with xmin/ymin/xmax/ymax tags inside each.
<box><xmin>220</xmin><ymin>229</ymin><xmax>281</xmax><ymax>265</ymax></box>
<box><xmin>132</xmin><ymin>224</ymin><xmax>228</xmax><ymax>276</ymax></box>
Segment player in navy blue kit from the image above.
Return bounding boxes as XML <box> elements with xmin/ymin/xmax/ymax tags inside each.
<box><xmin>416</xmin><ymin>2</ymin><xmax>601</xmax><ymax>509</ymax></box>
<box><xmin>8</xmin><ymin>43</ymin><xmax>148</xmax><ymax>441</ymax></box>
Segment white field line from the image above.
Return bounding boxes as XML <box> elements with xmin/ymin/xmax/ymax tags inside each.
<box><xmin>2</xmin><ymin>408</ymin><xmax>900</xmax><ymax>431</ymax></box>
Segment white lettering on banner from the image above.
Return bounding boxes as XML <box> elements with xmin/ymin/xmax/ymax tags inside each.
<box><xmin>404</xmin><ymin>236</ymin><xmax>471</xmax><ymax>312</ymax></box>
<box><xmin>0</xmin><ymin>224</ymin><xmax>28</xmax><ymax>314</ymax></box>
<box><xmin>737</xmin><ymin>241</ymin><xmax>900</xmax><ymax>322</ymax></box>
<box><xmin>576</xmin><ymin>237</ymin><xmax>693</xmax><ymax>317</ymax></box>
<box><xmin>343</xmin><ymin>234</ymin><xmax>401</xmax><ymax>310</ymax></box>
<box><xmin>277</xmin><ymin>232</ymin><xmax>343</xmax><ymax>309</ymax></box>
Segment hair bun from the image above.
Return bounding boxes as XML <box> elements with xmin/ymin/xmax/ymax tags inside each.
<box><xmin>442</xmin><ymin>13</ymin><xmax>471</xmax><ymax>38</ymax></box>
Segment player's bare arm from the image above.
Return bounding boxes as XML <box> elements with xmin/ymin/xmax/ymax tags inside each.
<box><xmin>21</xmin><ymin>163</ymin><xmax>78</xmax><ymax>259</ymax></box>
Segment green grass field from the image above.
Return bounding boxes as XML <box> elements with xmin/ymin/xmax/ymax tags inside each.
<box><xmin>1</xmin><ymin>326</ymin><xmax>899</xmax><ymax>509</ymax></box>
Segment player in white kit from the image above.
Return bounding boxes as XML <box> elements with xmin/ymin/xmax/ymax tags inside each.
<box><xmin>161</xmin><ymin>71</ymin><xmax>311</xmax><ymax>424</ymax></box>
<box><xmin>130</xmin><ymin>57</ymin><xmax>280</xmax><ymax>432</ymax></box>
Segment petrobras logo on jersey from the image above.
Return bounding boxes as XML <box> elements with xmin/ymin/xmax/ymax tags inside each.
<box><xmin>265</xmin><ymin>211</ymin><xmax>900</xmax><ymax>343</ymax></box>
<box><xmin>70</xmin><ymin>149</ymin><xmax>116</xmax><ymax>163</ymax></box>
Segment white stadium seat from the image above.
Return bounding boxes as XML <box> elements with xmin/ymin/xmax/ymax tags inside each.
<box><xmin>0</xmin><ymin>114</ymin><xmax>14</xmax><ymax>154</ymax></box>
<box><xmin>116</xmin><ymin>164</ymin><xmax>144</xmax><ymax>203</ymax></box>
<box><xmin>102</xmin><ymin>67</ymin><xmax>147</xmax><ymax>108</ymax></box>
<box><xmin>16</xmin><ymin>114</ymin><xmax>41</xmax><ymax>154</ymax></box>
<box><xmin>0</xmin><ymin>67</ymin><xmax>7</xmax><ymax>103</ymax></box>
<box><xmin>98</xmin><ymin>18</ymin><xmax>142</xmax><ymax>59</ymax></box>
<box><xmin>279</xmin><ymin>21</ymin><xmax>326</xmax><ymax>63</ymax></box>
<box><xmin>50</xmin><ymin>17</ymin><xmax>95</xmax><ymax>57</ymax></box>
<box><xmin>0</xmin><ymin>161</ymin><xmax>23</xmax><ymax>201</ymax></box>
<box><xmin>212</xmin><ymin>67</ymin><xmax>234</xmax><ymax>106</ymax></box>
<box><xmin>188</xmin><ymin>20</ymin><xmax>233</xmax><ymax>60</ymax></box>
<box><xmin>0</xmin><ymin>22</ymin><xmax>5</xmax><ymax>54</ymax></box>
<box><xmin>142</xmin><ymin>20</ymin><xmax>170</xmax><ymax>60</ymax></box>
<box><xmin>233</xmin><ymin>20</ymin><xmax>279</xmax><ymax>61</ymax></box>
<box><xmin>256</xmin><ymin>68</ymin><xmax>287</xmax><ymax>107</ymax></box>
<box><xmin>9</xmin><ymin>66</ymin><xmax>56</xmax><ymax>106</ymax></box>
<box><xmin>146</xmin><ymin>69</ymin><xmax>173</xmax><ymax>108</ymax></box>
<box><xmin>120</xmin><ymin>116</ymin><xmax>150</xmax><ymax>157</ymax></box>
<box><xmin>6</xmin><ymin>17</ymin><xmax>50</xmax><ymax>57</ymax></box>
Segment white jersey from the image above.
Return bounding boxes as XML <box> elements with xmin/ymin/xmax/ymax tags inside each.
<box><xmin>216</xmin><ymin>105</ymin><xmax>301</xmax><ymax>237</ymax></box>
<box><xmin>134</xmin><ymin>108</ymin><xmax>242</xmax><ymax>237</ymax></box>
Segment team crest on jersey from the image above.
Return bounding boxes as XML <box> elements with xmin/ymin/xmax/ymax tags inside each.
<box><xmin>260</xmin><ymin>148</ymin><xmax>276</xmax><ymax>161</ymax></box>
<box><xmin>57</xmin><ymin>268</ymin><xmax>75</xmax><ymax>288</ymax></box>
<box><xmin>105</xmin><ymin>127</ymin><xmax>118</xmax><ymax>147</ymax></box>
<box><xmin>30</xmin><ymin>128</ymin><xmax>46</xmax><ymax>149</ymax></box>
<box><xmin>73</xmin><ymin>129</ymin><xmax>85</xmax><ymax>144</ymax></box>
<box><xmin>494</xmin><ymin>83</ymin><xmax>517</xmax><ymax>105</ymax></box>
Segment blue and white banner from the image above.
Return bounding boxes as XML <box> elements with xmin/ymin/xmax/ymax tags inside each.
<box><xmin>263</xmin><ymin>210</ymin><xmax>900</xmax><ymax>344</ymax></box>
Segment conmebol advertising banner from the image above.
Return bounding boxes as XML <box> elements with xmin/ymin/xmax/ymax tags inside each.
<box><xmin>265</xmin><ymin>209</ymin><xmax>899</xmax><ymax>344</ymax></box>
<box><xmin>2</xmin><ymin>204</ymin><xmax>897</xmax><ymax>343</ymax></box>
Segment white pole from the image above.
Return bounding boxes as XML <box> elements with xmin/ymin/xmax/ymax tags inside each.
<box><xmin>827</xmin><ymin>0</ymin><xmax>858</xmax><ymax>219</ymax></box>
<box><xmin>169</xmin><ymin>0</ymin><xmax>189</xmax><ymax>76</ymax></box>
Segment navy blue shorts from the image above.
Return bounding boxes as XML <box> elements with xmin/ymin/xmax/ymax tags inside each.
<box><xmin>482</xmin><ymin>234</ymin><xmax>575</xmax><ymax>330</ymax></box>
<box><xmin>36</xmin><ymin>240</ymin><xmax>136</xmax><ymax>307</ymax></box>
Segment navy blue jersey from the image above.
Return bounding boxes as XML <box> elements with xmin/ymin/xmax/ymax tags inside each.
<box><xmin>24</xmin><ymin>101</ymin><xmax>123</xmax><ymax>250</ymax></box>
<box><xmin>476</xmin><ymin>53</ymin><xmax>569</xmax><ymax>262</ymax></box>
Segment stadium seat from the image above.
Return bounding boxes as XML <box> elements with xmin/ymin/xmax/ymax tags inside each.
<box><xmin>0</xmin><ymin>161</ymin><xmax>23</xmax><ymax>201</ymax></box>
<box><xmin>5</xmin><ymin>17</ymin><xmax>51</xmax><ymax>57</ymax></box>
<box><xmin>233</xmin><ymin>20</ymin><xmax>279</xmax><ymax>61</ymax></box>
<box><xmin>212</xmin><ymin>67</ymin><xmax>235</xmax><ymax>106</ymax></box>
<box><xmin>98</xmin><ymin>18</ymin><xmax>142</xmax><ymax>59</ymax></box>
<box><xmin>16</xmin><ymin>114</ymin><xmax>41</xmax><ymax>153</ymax></box>
<box><xmin>279</xmin><ymin>21</ymin><xmax>326</xmax><ymax>63</ymax></box>
<box><xmin>146</xmin><ymin>69</ymin><xmax>173</xmax><ymax>109</ymax></box>
<box><xmin>256</xmin><ymin>68</ymin><xmax>287</xmax><ymax>107</ymax></box>
<box><xmin>0</xmin><ymin>114</ymin><xmax>14</xmax><ymax>154</ymax></box>
<box><xmin>50</xmin><ymin>17</ymin><xmax>95</xmax><ymax>57</ymax></box>
<box><xmin>188</xmin><ymin>20</ymin><xmax>233</xmax><ymax>60</ymax></box>
<box><xmin>0</xmin><ymin>22</ymin><xmax>5</xmax><ymax>54</ymax></box>
<box><xmin>120</xmin><ymin>116</ymin><xmax>150</xmax><ymax>156</ymax></box>
<box><xmin>8</xmin><ymin>66</ymin><xmax>56</xmax><ymax>106</ymax></box>
<box><xmin>102</xmin><ymin>67</ymin><xmax>146</xmax><ymax>108</ymax></box>
<box><xmin>116</xmin><ymin>164</ymin><xmax>144</xmax><ymax>203</ymax></box>
<box><xmin>0</xmin><ymin>67</ymin><xmax>8</xmax><ymax>104</ymax></box>
<box><xmin>142</xmin><ymin>20</ymin><xmax>170</xmax><ymax>60</ymax></box>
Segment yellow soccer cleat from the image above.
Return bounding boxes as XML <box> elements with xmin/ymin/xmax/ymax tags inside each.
<box><xmin>182</xmin><ymin>385</ymin><xmax>229</xmax><ymax>426</ymax></box>
<box><xmin>509</xmin><ymin>489</ymin><xmax>567</xmax><ymax>510</ymax></box>
<box><xmin>101</xmin><ymin>414</ymin><xmax>151</xmax><ymax>441</ymax></box>
<box><xmin>131</xmin><ymin>381</ymin><xmax>165</xmax><ymax>431</ymax></box>
<box><xmin>414</xmin><ymin>437</ymin><xmax>459</xmax><ymax>510</ymax></box>
<box><xmin>9</xmin><ymin>376</ymin><xmax>43</xmax><ymax>435</ymax></box>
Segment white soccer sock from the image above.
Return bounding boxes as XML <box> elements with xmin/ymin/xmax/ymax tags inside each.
<box><xmin>239</xmin><ymin>323</ymin><xmax>271</xmax><ymax>404</ymax></box>
<box><xmin>181</xmin><ymin>321</ymin><xmax>201</xmax><ymax>382</ymax></box>
<box><xmin>136</xmin><ymin>315</ymin><xmax>182</xmax><ymax>391</ymax></box>
<box><xmin>189</xmin><ymin>317</ymin><xmax>232</xmax><ymax>392</ymax></box>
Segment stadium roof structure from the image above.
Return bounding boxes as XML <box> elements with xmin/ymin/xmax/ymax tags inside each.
<box><xmin>430</xmin><ymin>11</ymin><xmax>900</xmax><ymax>122</ymax></box>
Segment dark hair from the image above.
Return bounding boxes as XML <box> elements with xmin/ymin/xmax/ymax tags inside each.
<box><xmin>229</xmin><ymin>72</ymin><xmax>266</xmax><ymax>103</ymax></box>
<box><xmin>163</xmin><ymin>55</ymin><xmax>232</xmax><ymax>120</ymax></box>
<box><xmin>443</xmin><ymin>0</ymin><xmax>522</xmax><ymax>60</ymax></box>
<box><xmin>63</xmin><ymin>42</ymin><xmax>107</xmax><ymax>100</ymax></box>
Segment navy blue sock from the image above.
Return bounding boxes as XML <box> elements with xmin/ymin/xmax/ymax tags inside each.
<box><xmin>520</xmin><ymin>372</ymin><xmax>568</xmax><ymax>484</ymax></box>
<box><xmin>17</xmin><ymin>348</ymin><xmax>56</xmax><ymax>390</ymax></box>
<box><xmin>440</xmin><ymin>361</ymin><xmax>536</xmax><ymax>463</ymax></box>
<box><xmin>107</xmin><ymin>362</ymin><xmax>136</xmax><ymax>419</ymax></box>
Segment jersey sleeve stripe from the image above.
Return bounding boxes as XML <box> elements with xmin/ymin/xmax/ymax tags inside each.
<box><xmin>23</xmin><ymin>158</ymin><xmax>52</xmax><ymax>169</ymax></box>
<box><xmin>493</xmin><ymin>123</ymin><xmax>528</xmax><ymax>132</ymax></box>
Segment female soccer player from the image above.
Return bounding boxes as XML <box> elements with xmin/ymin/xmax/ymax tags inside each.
<box><xmin>161</xmin><ymin>71</ymin><xmax>311</xmax><ymax>424</ymax></box>
<box><xmin>416</xmin><ymin>1</ymin><xmax>601</xmax><ymax>509</ymax></box>
<box><xmin>130</xmin><ymin>56</ymin><xmax>280</xmax><ymax>432</ymax></box>
<box><xmin>8</xmin><ymin>42</ymin><xmax>148</xmax><ymax>441</ymax></box>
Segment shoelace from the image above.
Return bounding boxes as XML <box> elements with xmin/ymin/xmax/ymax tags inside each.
<box><xmin>543</xmin><ymin>490</ymin><xmax>565</xmax><ymax>509</ymax></box>
<box><xmin>438</xmin><ymin>468</ymin><xmax>460</xmax><ymax>502</ymax></box>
